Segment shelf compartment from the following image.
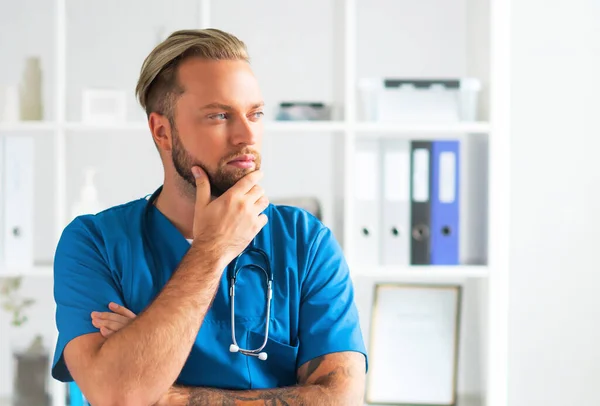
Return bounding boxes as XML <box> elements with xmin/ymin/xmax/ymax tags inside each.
<box><xmin>351</xmin><ymin>265</ymin><xmax>489</xmax><ymax>280</ymax></box>
<box><xmin>0</xmin><ymin>122</ymin><xmax>57</xmax><ymax>132</ymax></box>
<box><xmin>355</xmin><ymin>121</ymin><xmax>491</xmax><ymax>135</ymax></box>
<box><xmin>0</xmin><ymin>264</ymin><xmax>54</xmax><ymax>278</ymax></box>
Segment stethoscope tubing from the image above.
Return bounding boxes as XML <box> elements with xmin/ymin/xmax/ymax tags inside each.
<box><xmin>229</xmin><ymin>246</ymin><xmax>274</xmax><ymax>359</ymax></box>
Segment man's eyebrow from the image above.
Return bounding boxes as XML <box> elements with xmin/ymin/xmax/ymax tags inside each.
<box><xmin>199</xmin><ymin>102</ymin><xmax>265</xmax><ymax>111</ymax></box>
<box><xmin>200</xmin><ymin>103</ymin><xmax>234</xmax><ymax>111</ymax></box>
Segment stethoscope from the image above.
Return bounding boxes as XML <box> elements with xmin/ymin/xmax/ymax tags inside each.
<box><xmin>228</xmin><ymin>246</ymin><xmax>273</xmax><ymax>360</ymax></box>
<box><xmin>142</xmin><ymin>186</ymin><xmax>274</xmax><ymax>361</ymax></box>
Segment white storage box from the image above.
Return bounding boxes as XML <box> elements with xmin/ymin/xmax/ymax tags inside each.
<box><xmin>358</xmin><ymin>78</ymin><xmax>481</xmax><ymax>122</ymax></box>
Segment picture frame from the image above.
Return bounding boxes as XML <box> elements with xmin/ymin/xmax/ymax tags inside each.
<box><xmin>365</xmin><ymin>283</ymin><xmax>462</xmax><ymax>406</ymax></box>
<box><xmin>81</xmin><ymin>88</ymin><xmax>127</xmax><ymax>124</ymax></box>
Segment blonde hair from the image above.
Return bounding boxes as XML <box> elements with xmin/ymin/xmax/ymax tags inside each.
<box><xmin>135</xmin><ymin>28</ymin><xmax>249</xmax><ymax>121</ymax></box>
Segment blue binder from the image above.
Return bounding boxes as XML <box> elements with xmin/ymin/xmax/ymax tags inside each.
<box><xmin>68</xmin><ymin>381</ymin><xmax>87</xmax><ymax>406</ymax></box>
<box><xmin>431</xmin><ymin>140</ymin><xmax>460</xmax><ymax>265</ymax></box>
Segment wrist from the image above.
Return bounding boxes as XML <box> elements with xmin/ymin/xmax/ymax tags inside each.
<box><xmin>170</xmin><ymin>385</ymin><xmax>190</xmax><ymax>405</ymax></box>
<box><xmin>155</xmin><ymin>385</ymin><xmax>188</xmax><ymax>406</ymax></box>
<box><xmin>188</xmin><ymin>240</ymin><xmax>227</xmax><ymax>273</ymax></box>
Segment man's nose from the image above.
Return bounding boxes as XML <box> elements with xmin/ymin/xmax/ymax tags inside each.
<box><xmin>230</xmin><ymin>115</ymin><xmax>259</xmax><ymax>146</ymax></box>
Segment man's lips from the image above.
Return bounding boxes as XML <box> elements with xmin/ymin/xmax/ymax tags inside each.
<box><xmin>227</xmin><ymin>154</ymin><xmax>256</xmax><ymax>168</ymax></box>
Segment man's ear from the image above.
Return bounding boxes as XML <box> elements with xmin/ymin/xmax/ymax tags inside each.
<box><xmin>148</xmin><ymin>112</ymin><xmax>173</xmax><ymax>152</ymax></box>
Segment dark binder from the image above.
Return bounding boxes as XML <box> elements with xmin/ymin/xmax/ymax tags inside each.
<box><xmin>410</xmin><ymin>141</ymin><xmax>432</xmax><ymax>265</ymax></box>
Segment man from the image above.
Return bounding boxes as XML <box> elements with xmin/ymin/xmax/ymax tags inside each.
<box><xmin>52</xmin><ymin>28</ymin><xmax>367</xmax><ymax>405</ymax></box>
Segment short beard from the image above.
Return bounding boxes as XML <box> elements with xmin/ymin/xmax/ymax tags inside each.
<box><xmin>171</xmin><ymin>126</ymin><xmax>261</xmax><ymax>198</ymax></box>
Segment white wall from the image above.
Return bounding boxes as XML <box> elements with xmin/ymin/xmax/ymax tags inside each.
<box><xmin>509</xmin><ymin>0</ymin><xmax>600</xmax><ymax>405</ymax></box>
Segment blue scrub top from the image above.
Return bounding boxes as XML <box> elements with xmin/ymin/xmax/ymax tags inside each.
<box><xmin>52</xmin><ymin>194</ymin><xmax>367</xmax><ymax>389</ymax></box>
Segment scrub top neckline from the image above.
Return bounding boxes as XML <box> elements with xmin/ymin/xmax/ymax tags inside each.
<box><xmin>146</xmin><ymin>197</ymin><xmax>191</xmax><ymax>242</ymax></box>
<box><xmin>146</xmin><ymin>201</ymin><xmax>192</xmax><ymax>261</ymax></box>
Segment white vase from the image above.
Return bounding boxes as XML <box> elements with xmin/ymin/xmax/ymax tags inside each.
<box><xmin>19</xmin><ymin>57</ymin><xmax>43</xmax><ymax>121</ymax></box>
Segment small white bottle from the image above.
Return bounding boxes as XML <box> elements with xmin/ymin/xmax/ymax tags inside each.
<box><xmin>1</xmin><ymin>85</ymin><xmax>21</xmax><ymax>122</ymax></box>
<box><xmin>71</xmin><ymin>168</ymin><xmax>103</xmax><ymax>220</ymax></box>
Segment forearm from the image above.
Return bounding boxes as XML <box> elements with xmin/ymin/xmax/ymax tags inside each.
<box><xmin>93</xmin><ymin>244</ymin><xmax>223</xmax><ymax>403</ymax></box>
<box><xmin>161</xmin><ymin>352</ymin><xmax>365</xmax><ymax>406</ymax></box>
<box><xmin>163</xmin><ymin>384</ymin><xmax>346</xmax><ymax>406</ymax></box>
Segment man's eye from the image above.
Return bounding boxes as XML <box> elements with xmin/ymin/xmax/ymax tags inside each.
<box><xmin>211</xmin><ymin>113</ymin><xmax>227</xmax><ymax>120</ymax></box>
<box><xmin>253</xmin><ymin>111</ymin><xmax>264</xmax><ymax>118</ymax></box>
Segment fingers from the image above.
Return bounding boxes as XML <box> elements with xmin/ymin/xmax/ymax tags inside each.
<box><xmin>100</xmin><ymin>327</ymin><xmax>114</xmax><ymax>338</ymax></box>
<box><xmin>92</xmin><ymin>311</ymin><xmax>133</xmax><ymax>324</ymax></box>
<box><xmin>227</xmin><ymin>170</ymin><xmax>264</xmax><ymax>197</ymax></box>
<box><xmin>255</xmin><ymin>196</ymin><xmax>269</xmax><ymax>212</ymax></box>
<box><xmin>108</xmin><ymin>302</ymin><xmax>136</xmax><ymax>319</ymax></box>
<box><xmin>92</xmin><ymin>315</ymin><xmax>129</xmax><ymax>332</ymax></box>
<box><xmin>256</xmin><ymin>213</ymin><xmax>269</xmax><ymax>231</ymax></box>
<box><xmin>246</xmin><ymin>184</ymin><xmax>266</xmax><ymax>203</ymax></box>
<box><xmin>239</xmin><ymin>182</ymin><xmax>269</xmax><ymax>217</ymax></box>
<box><xmin>192</xmin><ymin>166</ymin><xmax>211</xmax><ymax>208</ymax></box>
<box><xmin>91</xmin><ymin>303</ymin><xmax>137</xmax><ymax>337</ymax></box>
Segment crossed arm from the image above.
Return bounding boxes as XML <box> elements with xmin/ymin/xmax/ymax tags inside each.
<box><xmin>90</xmin><ymin>303</ymin><xmax>365</xmax><ymax>406</ymax></box>
<box><xmin>161</xmin><ymin>352</ymin><xmax>365</xmax><ymax>405</ymax></box>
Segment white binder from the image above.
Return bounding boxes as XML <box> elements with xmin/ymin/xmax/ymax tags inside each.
<box><xmin>353</xmin><ymin>139</ymin><xmax>380</xmax><ymax>266</ymax></box>
<box><xmin>2</xmin><ymin>136</ymin><xmax>34</xmax><ymax>268</ymax></box>
<box><xmin>380</xmin><ymin>139</ymin><xmax>411</xmax><ymax>266</ymax></box>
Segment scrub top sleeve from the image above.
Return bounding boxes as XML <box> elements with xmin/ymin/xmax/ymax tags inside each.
<box><xmin>52</xmin><ymin>217</ymin><xmax>124</xmax><ymax>382</ymax></box>
<box><xmin>297</xmin><ymin>226</ymin><xmax>368</xmax><ymax>371</ymax></box>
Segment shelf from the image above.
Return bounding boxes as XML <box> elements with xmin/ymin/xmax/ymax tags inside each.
<box><xmin>355</xmin><ymin>121</ymin><xmax>491</xmax><ymax>135</ymax></box>
<box><xmin>64</xmin><ymin>122</ymin><xmax>148</xmax><ymax>131</ymax></box>
<box><xmin>64</xmin><ymin>121</ymin><xmax>346</xmax><ymax>133</ymax></box>
<box><xmin>265</xmin><ymin>121</ymin><xmax>345</xmax><ymax>132</ymax></box>
<box><xmin>0</xmin><ymin>121</ymin><xmax>57</xmax><ymax>132</ymax></box>
<box><xmin>351</xmin><ymin>265</ymin><xmax>489</xmax><ymax>280</ymax></box>
<box><xmin>0</xmin><ymin>121</ymin><xmax>490</xmax><ymax>135</ymax></box>
<box><xmin>0</xmin><ymin>265</ymin><xmax>53</xmax><ymax>278</ymax></box>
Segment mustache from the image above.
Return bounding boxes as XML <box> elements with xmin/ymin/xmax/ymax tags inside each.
<box><xmin>221</xmin><ymin>148</ymin><xmax>261</xmax><ymax>164</ymax></box>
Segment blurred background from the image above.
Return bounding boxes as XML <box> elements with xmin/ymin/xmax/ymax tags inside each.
<box><xmin>0</xmin><ymin>0</ymin><xmax>598</xmax><ymax>405</ymax></box>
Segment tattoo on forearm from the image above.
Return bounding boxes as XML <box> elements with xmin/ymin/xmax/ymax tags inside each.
<box><xmin>185</xmin><ymin>386</ymin><xmax>306</xmax><ymax>406</ymax></box>
<box><xmin>298</xmin><ymin>353</ymin><xmax>356</xmax><ymax>384</ymax></box>
<box><xmin>302</xmin><ymin>355</ymin><xmax>326</xmax><ymax>381</ymax></box>
<box><xmin>177</xmin><ymin>352</ymin><xmax>363</xmax><ymax>405</ymax></box>
<box><xmin>219</xmin><ymin>388</ymin><xmax>300</xmax><ymax>406</ymax></box>
<box><xmin>313</xmin><ymin>364</ymin><xmax>354</xmax><ymax>387</ymax></box>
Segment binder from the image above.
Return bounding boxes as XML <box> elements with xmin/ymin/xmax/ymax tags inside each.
<box><xmin>68</xmin><ymin>381</ymin><xmax>88</xmax><ymax>406</ymax></box>
<box><xmin>431</xmin><ymin>141</ymin><xmax>460</xmax><ymax>265</ymax></box>
<box><xmin>2</xmin><ymin>136</ymin><xmax>34</xmax><ymax>268</ymax></box>
<box><xmin>354</xmin><ymin>139</ymin><xmax>380</xmax><ymax>265</ymax></box>
<box><xmin>410</xmin><ymin>141</ymin><xmax>432</xmax><ymax>265</ymax></box>
<box><xmin>380</xmin><ymin>139</ymin><xmax>410</xmax><ymax>266</ymax></box>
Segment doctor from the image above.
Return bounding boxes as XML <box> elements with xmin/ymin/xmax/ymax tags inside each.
<box><xmin>52</xmin><ymin>28</ymin><xmax>367</xmax><ymax>405</ymax></box>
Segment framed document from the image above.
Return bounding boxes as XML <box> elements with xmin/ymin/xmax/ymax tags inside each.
<box><xmin>365</xmin><ymin>283</ymin><xmax>462</xmax><ymax>405</ymax></box>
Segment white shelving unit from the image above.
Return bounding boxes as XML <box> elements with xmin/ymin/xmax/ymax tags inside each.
<box><xmin>351</xmin><ymin>265</ymin><xmax>490</xmax><ymax>280</ymax></box>
<box><xmin>1</xmin><ymin>120</ymin><xmax>491</xmax><ymax>135</ymax></box>
<box><xmin>0</xmin><ymin>265</ymin><xmax>53</xmax><ymax>278</ymax></box>
<box><xmin>0</xmin><ymin>0</ymin><xmax>509</xmax><ymax>405</ymax></box>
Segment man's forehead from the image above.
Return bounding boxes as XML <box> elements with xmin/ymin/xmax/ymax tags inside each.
<box><xmin>177</xmin><ymin>58</ymin><xmax>255</xmax><ymax>83</ymax></box>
